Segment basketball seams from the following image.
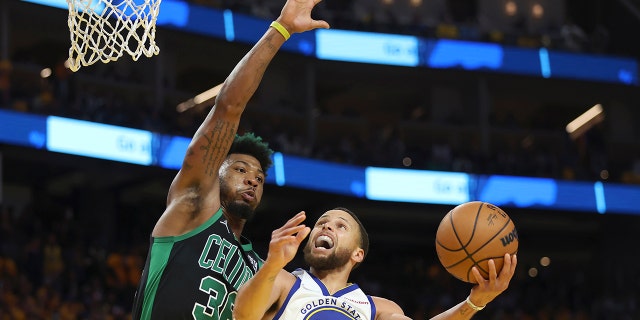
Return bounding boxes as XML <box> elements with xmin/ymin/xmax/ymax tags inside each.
<box><xmin>435</xmin><ymin>210</ymin><xmax>469</xmax><ymax>278</ymax></box>
<box><xmin>436</xmin><ymin>203</ymin><xmax>483</xmax><ymax>282</ymax></box>
<box><xmin>469</xmin><ymin>218</ymin><xmax>513</xmax><ymax>258</ymax></box>
<box><xmin>467</xmin><ymin>218</ymin><xmax>514</xmax><ymax>277</ymax></box>
<box><xmin>469</xmin><ymin>202</ymin><xmax>482</xmax><ymax>247</ymax></box>
<box><xmin>435</xmin><ymin>209</ymin><xmax>463</xmax><ymax>251</ymax></box>
<box><xmin>454</xmin><ymin>202</ymin><xmax>486</xmax><ymax>281</ymax></box>
<box><xmin>457</xmin><ymin>202</ymin><xmax>485</xmax><ymax>281</ymax></box>
<box><xmin>435</xmin><ymin>202</ymin><xmax>519</xmax><ymax>283</ymax></box>
<box><xmin>468</xmin><ymin>248</ymin><xmax>518</xmax><ymax>279</ymax></box>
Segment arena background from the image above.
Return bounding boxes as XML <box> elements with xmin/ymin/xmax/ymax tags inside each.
<box><xmin>1</xmin><ymin>0</ymin><xmax>639</xmax><ymax>318</ymax></box>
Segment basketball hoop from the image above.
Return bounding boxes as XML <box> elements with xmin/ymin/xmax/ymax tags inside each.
<box><xmin>66</xmin><ymin>0</ymin><xmax>162</xmax><ymax>72</ymax></box>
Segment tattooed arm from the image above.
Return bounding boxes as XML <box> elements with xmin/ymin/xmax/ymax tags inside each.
<box><xmin>152</xmin><ymin>0</ymin><xmax>330</xmax><ymax>237</ymax></box>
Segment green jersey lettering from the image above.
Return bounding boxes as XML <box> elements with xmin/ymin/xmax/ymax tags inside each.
<box><xmin>198</xmin><ymin>234</ymin><xmax>222</xmax><ymax>269</ymax></box>
<box><xmin>212</xmin><ymin>238</ymin><xmax>235</xmax><ymax>273</ymax></box>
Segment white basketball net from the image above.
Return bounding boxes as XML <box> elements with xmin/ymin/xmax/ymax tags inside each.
<box><xmin>66</xmin><ymin>0</ymin><xmax>161</xmax><ymax>72</ymax></box>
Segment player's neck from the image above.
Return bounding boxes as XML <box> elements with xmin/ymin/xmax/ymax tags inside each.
<box><xmin>310</xmin><ymin>266</ymin><xmax>352</xmax><ymax>295</ymax></box>
<box><xmin>223</xmin><ymin>211</ymin><xmax>246</xmax><ymax>239</ymax></box>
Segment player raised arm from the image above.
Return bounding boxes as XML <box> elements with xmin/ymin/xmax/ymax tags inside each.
<box><xmin>233</xmin><ymin>211</ymin><xmax>311</xmax><ymax>320</ymax></box>
<box><xmin>155</xmin><ymin>0</ymin><xmax>330</xmax><ymax>237</ymax></box>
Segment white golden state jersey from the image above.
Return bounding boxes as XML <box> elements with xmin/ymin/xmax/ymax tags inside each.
<box><xmin>273</xmin><ymin>269</ymin><xmax>376</xmax><ymax>320</ymax></box>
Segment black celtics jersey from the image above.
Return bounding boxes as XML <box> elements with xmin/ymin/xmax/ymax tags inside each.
<box><xmin>132</xmin><ymin>208</ymin><xmax>263</xmax><ymax>319</ymax></box>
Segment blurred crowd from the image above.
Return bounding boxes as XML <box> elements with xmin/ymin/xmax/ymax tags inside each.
<box><xmin>1</xmin><ymin>55</ymin><xmax>639</xmax><ymax>185</ymax></box>
<box><xmin>0</xmin><ymin>201</ymin><xmax>145</xmax><ymax>319</ymax></box>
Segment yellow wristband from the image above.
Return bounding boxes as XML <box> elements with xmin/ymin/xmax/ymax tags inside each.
<box><xmin>465</xmin><ymin>296</ymin><xmax>485</xmax><ymax>311</ymax></box>
<box><xmin>270</xmin><ymin>21</ymin><xmax>290</xmax><ymax>40</ymax></box>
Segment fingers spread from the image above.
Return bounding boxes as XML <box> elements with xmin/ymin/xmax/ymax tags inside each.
<box><xmin>296</xmin><ymin>226</ymin><xmax>311</xmax><ymax>242</ymax></box>
<box><xmin>488</xmin><ymin>259</ymin><xmax>498</xmax><ymax>282</ymax></box>
<box><xmin>287</xmin><ymin>211</ymin><xmax>306</xmax><ymax>224</ymax></box>
<box><xmin>275</xmin><ymin>224</ymin><xmax>307</xmax><ymax>238</ymax></box>
<box><xmin>470</xmin><ymin>266</ymin><xmax>484</xmax><ymax>284</ymax></box>
<box><xmin>274</xmin><ymin>212</ymin><xmax>306</xmax><ymax>234</ymax></box>
<box><xmin>510</xmin><ymin>254</ymin><xmax>518</xmax><ymax>272</ymax></box>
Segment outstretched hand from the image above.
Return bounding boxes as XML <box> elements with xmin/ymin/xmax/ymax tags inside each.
<box><xmin>277</xmin><ymin>0</ymin><xmax>330</xmax><ymax>35</ymax></box>
<box><xmin>468</xmin><ymin>253</ymin><xmax>517</xmax><ymax>307</ymax></box>
<box><xmin>266</xmin><ymin>211</ymin><xmax>311</xmax><ymax>269</ymax></box>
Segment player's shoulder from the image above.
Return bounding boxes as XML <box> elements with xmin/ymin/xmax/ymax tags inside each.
<box><xmin>291</xmin><ymin>268</ymin><xmax>309</xmax><ymax>277</ymax></box>
<box><xmin>271</xmin><ymin>269</ymin><xmax>299</xmax><ymax>296</ymax></box>
<box><xmin>371</xmin><ymin>296</ymin><xmax>405</xmax><ymax>315</ymax></box>
<box><xmin>281</xmin><ymin>268</ymin><xmax>299</xmax><ymax>283</ymax></box>
<box><xmin>271</xmin><ymin>269</ymin><xmax>298</xmax><ymax>305</ymax></box>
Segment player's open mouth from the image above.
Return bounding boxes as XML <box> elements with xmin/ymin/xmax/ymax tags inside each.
<box><xmin>315</xmin><ymin>235</ymin><xmax>334</xmax><ymax>249</ymax></box>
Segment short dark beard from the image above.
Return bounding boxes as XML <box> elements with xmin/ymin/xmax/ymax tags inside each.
<box><xmin>219</xmin><ymin>177</ymin><xmax>256</xmax><ymax>221</ymax></box>
<box><xmin>303</xmin><ymin>242</ymin><xmax>352</xmax><ymax>270</ymax></box>
<box><xmin>224</xmin><ymin>200</ymin><xmax>255</xmax><ymax>221</ymax></box>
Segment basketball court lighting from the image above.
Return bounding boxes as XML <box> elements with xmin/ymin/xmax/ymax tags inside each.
<box><xmin>565</xmin><ymin>104</ymin><xmax>605</xmax><ymax>140</ymax></box>
<box><xmin>176</xmin><ymin>83</ymin><xmax>223</xmax><ymax>112</ymax></box>
<box><xmin>40</xmin><ymin>68</ymin><xmax>52</xmax><ymax>78</ymax></box>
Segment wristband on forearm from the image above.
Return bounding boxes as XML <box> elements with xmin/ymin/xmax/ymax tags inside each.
<box><xmin>270</xmin><ymin>21</ymin><xmax>290</xmax><ymax>40</ymax></box>
<box><xmin>465</xmin><ymin>296</ymin><xmax>486</xmax><ymax>311</ymax></box>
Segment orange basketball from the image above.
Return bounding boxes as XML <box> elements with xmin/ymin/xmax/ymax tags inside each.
<box><xmin>435</xmin><ymin>201</ymin><xmax>518</xmax><ymax>283</ymax></box>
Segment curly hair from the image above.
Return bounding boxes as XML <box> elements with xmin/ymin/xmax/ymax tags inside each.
<box><xmin>227</xmin><ymin>132</ymin><xmax>274</xmax><ymax>173</ymax></box>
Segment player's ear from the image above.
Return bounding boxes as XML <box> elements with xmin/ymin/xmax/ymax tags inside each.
<box><xmin>352</xmin><ymin>248</ymin><xmax>364</xmax><ymax>263</ymax></box>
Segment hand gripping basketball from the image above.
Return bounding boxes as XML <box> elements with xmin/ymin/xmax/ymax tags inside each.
<box><xmin>435</xmin><ymin>201</ymin><xmax>519</xmax><ymax>283</ymax></box>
